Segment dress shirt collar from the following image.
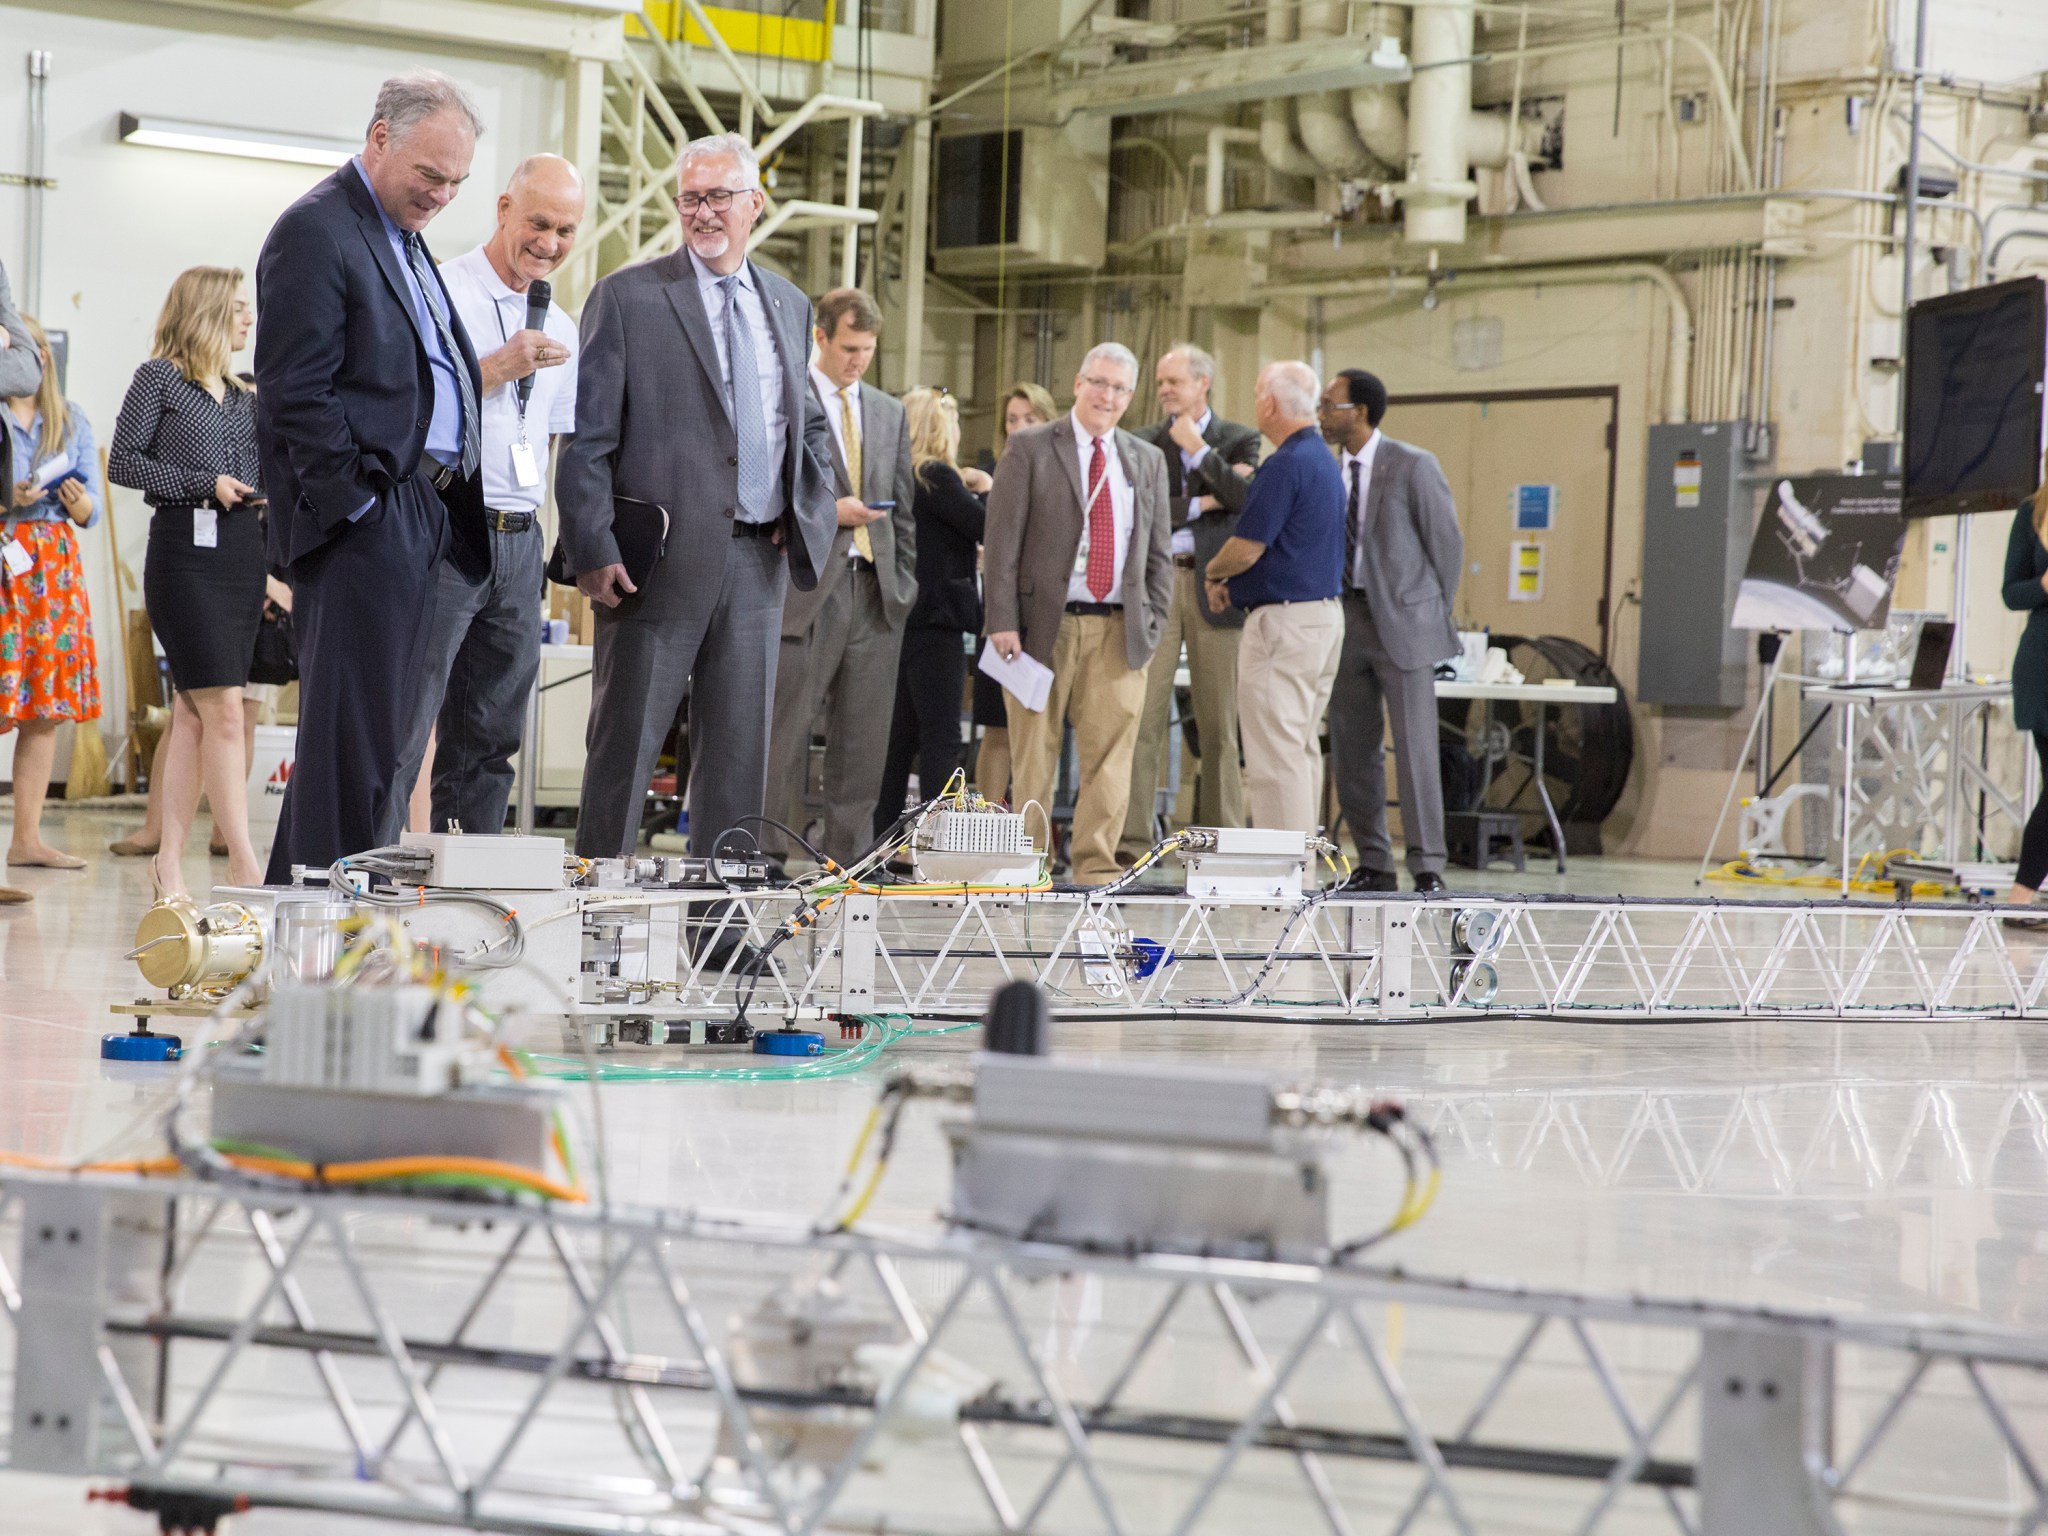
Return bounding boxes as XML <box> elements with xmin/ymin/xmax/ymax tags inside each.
<box><xmin>352</xmin><ymin>158</ymin><xmax>408</xmax><ymax>247</ymax></box>
<box><xmin>810</xmin><ymin>364</ymin><xmax>857</xmax><ymax>403</ymax></box>
<box><xmin>1191</xmin><ymin>409</ymin><xmax>1212</xmax><ymax>439</ymax></box>
<box><xmin>457</xmin><ymin>243</ymin><xmax>526</xmax><ymax>304</ymax></box>
<box><xmin>690</xmin><ymin>247</ymin><xmax>754</xmax><ymax>295</ymax></box>
<box><xmin>1345</xmin><ymin>428</ymin><xmax>1383</xmax><ymax>472</ymax></box>
<box><xmin>1069</xmin><ymin>410</ymin><xmax>1118</xmax><ymax>459</ymax></box>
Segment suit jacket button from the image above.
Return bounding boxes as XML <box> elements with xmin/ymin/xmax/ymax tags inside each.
<box><xmin>416</xmin><ymin>417</ymin><xmax>429</xmax><ymax>429</ymax></box>
<box><xmin>728</xmin><ymin>455</ymin><xmax>738</xmax><ymax>466</ymax></box>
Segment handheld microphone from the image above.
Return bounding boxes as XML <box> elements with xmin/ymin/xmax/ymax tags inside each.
<box><xmin>517</xmin><ymin>278</ymin><xmax>552</xmax><ymax>412</ymax></box>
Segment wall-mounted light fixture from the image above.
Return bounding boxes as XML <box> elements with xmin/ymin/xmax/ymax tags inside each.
<box><xmin>118</xmin><ymin>113</ymin><xmax>354</xmax><ymax>169</ymax></box>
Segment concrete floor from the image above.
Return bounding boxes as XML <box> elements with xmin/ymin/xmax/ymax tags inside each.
<box><xmin>5</xmin><ymin>805</ymin><xmax>2046</xmax><ymax>1533</ymax></box>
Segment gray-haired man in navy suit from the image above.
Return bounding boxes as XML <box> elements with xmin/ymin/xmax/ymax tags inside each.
<box><xmin>254</xmin><ymin>71</ymin><xmax>489</xmax><ymax>878</ymax></box>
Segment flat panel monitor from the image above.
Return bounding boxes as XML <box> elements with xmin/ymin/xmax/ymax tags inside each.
<box><xmin>1902</xmin><ymin>275</ymin><xmax>2046</xmax><ymax>518</ymax></box>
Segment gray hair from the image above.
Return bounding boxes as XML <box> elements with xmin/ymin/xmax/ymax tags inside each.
<box><xmin>1079</xmin><ymin>341</ymin><xmax>1139</xmax><ymax>384</ymax></box>
<box><xmin>1259</xmin><ymin>360</ymin><xmax>1321</xmax><ymax>420</ymax></box>
<box><xmin>677</xmin><ymin>132</ymin><xmax>762</xmax><ymax>190</ymax></box>
<box><xmin>1162</xmin><ymin>342</ymin><xmax>1216</xmax><ymax>384</ymax></box>
<box><xmin>368</xmin><ymin>71</ymin><xmax>484</xmax><ymax>143</ymax></box>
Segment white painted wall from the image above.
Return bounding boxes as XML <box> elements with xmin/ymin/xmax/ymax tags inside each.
<box><xmin>0</xmin><ymin>2</ymin><xmax>565</xmax><ymax>780</ymax></box>
<box><xmin>1892</xmin><ymin>0</ymin><xmax>2048</xmax><ymax>84</ymax></box>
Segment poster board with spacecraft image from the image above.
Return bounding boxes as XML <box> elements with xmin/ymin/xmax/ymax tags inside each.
<box><xmin>1728</xmin><ymin>473</ymin><xmax>1908</xmax><ymax>633</ymax></box>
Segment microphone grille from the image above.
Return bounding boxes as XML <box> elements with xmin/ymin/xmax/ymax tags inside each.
<box><xmin>528</xmin><ymin>279</ymin><xmax>553</xmax><ymax>308</ymax></box>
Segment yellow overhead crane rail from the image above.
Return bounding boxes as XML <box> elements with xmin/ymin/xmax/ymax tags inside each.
<box><xmin>631</xmin><ymin>0</ymin><xmax>837</xmax><ymax>64</ymax></box>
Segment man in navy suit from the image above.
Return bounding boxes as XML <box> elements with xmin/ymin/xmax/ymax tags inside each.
<box><xmin>254</xmin><ymin>72</ymin><xmax>490</xmax><ymax>878</ymax></box>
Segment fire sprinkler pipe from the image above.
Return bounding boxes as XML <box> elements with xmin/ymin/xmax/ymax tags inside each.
<box><xmin>1258</xmin><ymin>261</ymin><xmax>1694</xmax><ymax>423</ymax></box>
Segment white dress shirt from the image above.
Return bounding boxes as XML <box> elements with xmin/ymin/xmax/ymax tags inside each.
<box><xmin>1169</xmin><ymin>407</ymin><xmax>1213</xmax><ymax>559</ymax></box>
<box><xmin>690</xmin><ymin>249</ymin><xmax>788</xmax><ymax>522</ymax></box>
<box><xmin>1340</xmin><ymin>429</ymin><xmax>1384</xmax><ymax>589</ymax></box>
<box><xmin>1066</xmin><ymin>411</ymin><xmax>1134</xmax><ymax>605</ymax></box>
<box><xmin>440</xmin><ymin>246</ymin><xmax>579</xmax><ymax>514</ymax></box>
<box><xmin>809</xmin><ymin>364</ymin><xmax>869</xmax><ymax>562</ymax></box>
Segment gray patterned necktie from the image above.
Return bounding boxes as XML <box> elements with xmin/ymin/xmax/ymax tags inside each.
<box><xmin>1345</xmin><ymin>457</ymin><xmax>1362</xmax><ymax>589</ymax></box>
<box><xmin>718</xmin><ymin>273</ymin><xmax>773</xmax><ymax>520</ymax></box>
<box><xmin>404</xmin><ymin>231</ymin><xmax>480</xmax><ymax>479</ymax></box>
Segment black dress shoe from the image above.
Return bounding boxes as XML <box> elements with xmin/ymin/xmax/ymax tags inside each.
<box><xmin>1413</xmin><ymin>871</ymin><xmax>1448</xmax><ymax>895</ymax></box>
<box><xmin>1338</xmin><ymin>868</ymin><xmax>1400</xmax><ymax>893</ymax></box>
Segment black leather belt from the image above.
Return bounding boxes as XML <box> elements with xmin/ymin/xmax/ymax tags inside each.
<box><xmin>1173</xmin><ymin>554</ymin><xmax>1199</xmax><ymax>570</ymax></box>
<box><xmin>486</xmin><ymin>509</ymin><xmax>536</xmax><ymax>533</ymax></box>
<box><xmin>419</xmin><ymin>453</ymin><xmax>458</xmax><ymax>492</ymax></box>
<box><xmin>1065</xmin><ymin>601</ymin><xmax>1122</xmax><ymax>616</ymax></box>
<box><xmin>732</xmin><ymin>519</ymin><xmax>779</xmax><ymax>539</ymax></box>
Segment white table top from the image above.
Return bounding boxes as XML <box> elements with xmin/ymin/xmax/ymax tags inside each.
<box><xmin>1802</xmin><ymin>680</ymin><xmax>2011</xmax><ymax>705</ymax></box>
<box><xmin>540</xmin><ymin>642</ymin><xmax>595</xmax><ymax>662</ymax></box>
<box><xmin>1435</xmin><ymin>680</ymin><xmax>1619</xmax><ymax>704</ymax></box>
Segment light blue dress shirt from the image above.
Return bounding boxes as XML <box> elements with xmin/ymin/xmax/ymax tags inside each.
<box><xmin>5</xmin><ymin>403</ymin><xmax>99</xmax><ymax>528</ymax></box>
<box><xmin>348</xmin><ymin>157</ymin><xmax>466</xmax><ymax>525</ymax></box>
<box><xmin>688</xmin><ymin>248</ymin><xmax>788</xmax><ymax>522</ymax></box>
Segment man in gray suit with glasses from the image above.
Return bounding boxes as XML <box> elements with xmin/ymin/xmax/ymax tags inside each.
<box><xmin>556</xmin><ymin>132</ymin><xmax>836</xmax><ymax>860</ymax></box>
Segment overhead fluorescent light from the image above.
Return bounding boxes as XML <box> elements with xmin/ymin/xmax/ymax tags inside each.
<box><xmin>118</xmin><ymin>112</ymin><xmax>355</xmax><ymax>169</ymax></box>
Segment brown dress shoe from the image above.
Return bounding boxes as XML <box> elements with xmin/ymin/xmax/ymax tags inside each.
<box><xmin>0</xmin><ymin>886</ymin><xmax>33</xmax><ymax>904</ymax></box>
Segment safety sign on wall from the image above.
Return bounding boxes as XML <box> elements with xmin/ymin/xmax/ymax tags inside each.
<box><xmin>1513</xmin><ymin>483</ymin><xmax>1556</xmax><ymax>531</ymax></box>
<box><xmin>1509</xmin><ymin>540</ymin><xmax>1545</xmax><ymax>602</ymax></box>
<box><xmin>1673</xmin><ymin>452</ymin><xmax>1703</xmax><ymax>509</ymax></box>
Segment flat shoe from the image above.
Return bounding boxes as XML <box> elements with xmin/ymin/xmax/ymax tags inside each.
<box><xmin>8</xmin><ymin>851</ymin><xmax>85</xmax><ymax>870</ymax></box>
<box><xmin>0</xmin><ymin>886</ymin><xmax>33</xmax><ymax>905</ymax></box>
<box><xmin>2002</xmin><ymin>914</ymin><xmax>2048</xmax><ymax>933</ymax></box>
<box><xmin>210</xmin><ymin>836</ymin><xmax>230</xmax><ymax>857</ymax></box>
<box><xmin>108</xmin><ymin>836</ymin><xmax>159</xmax><ymax>857</ymax></box>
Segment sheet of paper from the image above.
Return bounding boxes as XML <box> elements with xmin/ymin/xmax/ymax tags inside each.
<box><xmin>29</xmin><ymin>450</ymin><xmax>72</xmax><ymax>492</ymax></box>
<box><xmin>977</xmin><ymin>638</ymin><xmax>1053</xmax><ymax>714</ymax></box>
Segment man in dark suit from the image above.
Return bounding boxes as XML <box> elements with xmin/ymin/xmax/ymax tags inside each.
<box><xmin>556</xmin><ymin>132</ymin><xmax>836</xmax><ymax>861</ymax></box>
<box><xmin>763</xmin><ymin>287</ymin><xmax>917</xmax><ymax>869</ymax></box>
<box><xmin>254</xmin><ymin>72</ymin><xmax>489</xmax><ymax>878</ymax></box>
<box><xmin>1118</xmin><ymin>343</ymin><xmax>1260</xmax><ymax>860</ymax></box>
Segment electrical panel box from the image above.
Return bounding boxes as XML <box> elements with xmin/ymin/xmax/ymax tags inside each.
<box><xmin>1637</xmin><ymin>421</ymin><xmax>1756</xmax><ymax>707</ymax></box>
<box><xmin>400</xmin><ymin>831</ymin><xmax>565</xmax><ymax>889</ymax></box>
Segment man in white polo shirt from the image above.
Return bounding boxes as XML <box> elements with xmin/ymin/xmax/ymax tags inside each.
<box><xmin>396</xmin><ymin>153</ymin><xmax>584</xmax><ymax>834</ymax></box>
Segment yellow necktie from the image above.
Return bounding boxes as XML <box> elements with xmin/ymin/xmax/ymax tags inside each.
<box><xmin>842</xmin><ymin>386</ymin><xmax>872</xmax><ymax>562</ymax></box>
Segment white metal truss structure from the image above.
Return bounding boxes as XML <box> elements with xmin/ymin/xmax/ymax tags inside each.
<box><xmin>5</xmin><ymin>1171</ymin><xmax>2047</xmax><ymax>1536</ymax></box>
<box><xmin>1395</xmin><ymin>1078</ymin><xmax>2048</xmax><ymax>1196</ymax></box>
<box><xmin>567</xmin><ymin>1</ymin><xmax>882</xmax><ymax>299</ymax></box>
<box><xmin>496</xmin><ymin>887</ymin><xmax>2048</xmax><ymax>1031</ymax></box>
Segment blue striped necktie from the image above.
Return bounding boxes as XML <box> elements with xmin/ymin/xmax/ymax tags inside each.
<box><xmin>403</xmin><ymin>232</ymin><xmax>479</xmax><ymax>479</ymax></box>
<box><xmin>719</xmin><ymin>273</ymin><xmax>774</xmax><ymax>521</ymax></box>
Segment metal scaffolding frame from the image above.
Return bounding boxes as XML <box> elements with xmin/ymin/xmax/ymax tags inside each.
<box><xmin>495</xmin><ymin>886</ymin><xmax>2048</xmax><ymax>1031</ymax></box>
<box><xmin>4</xmin><ymin>1172</ymin><xmax>2047</xmax><ymax>1536</ymax></box>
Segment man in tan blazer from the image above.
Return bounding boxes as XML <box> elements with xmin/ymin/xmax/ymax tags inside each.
<box><xmin>984</xmin><ymin>342</ymin><xmax>1174</xmax><ymax>885</ymax></box>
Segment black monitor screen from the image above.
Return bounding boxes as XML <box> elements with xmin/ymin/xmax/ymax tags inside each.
<box><xmin>1902</xmin><ymin>276</ymin><xmax>2045</xmax><ymax>518</ymax></box>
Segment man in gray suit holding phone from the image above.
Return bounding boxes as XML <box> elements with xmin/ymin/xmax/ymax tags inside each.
<box><xmin>1320</xmin><ymin>368</ymin><xmax>1463</xmax><ymax>893</ymax></box>
<box><xmin>763</xmin><ymin>287</ymin><xmax>917</xmax><ymax>869</ymax></box>
<box><xmin>555</xmin><ymin>132</ymin><xmax>836</xmax><ymax>859</ymax></box>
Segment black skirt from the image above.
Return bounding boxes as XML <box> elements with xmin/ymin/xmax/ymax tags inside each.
<box><xmin>144</xmin><ymin>502</ymin><xmax>267</xmax><ymax>691</ymax></box>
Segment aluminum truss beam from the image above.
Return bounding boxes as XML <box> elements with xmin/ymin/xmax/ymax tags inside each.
<box><xmin>4</xmin><ymin>1173</ymin><xmax>2047</xmax><ymax>1536</ymax></box>
<box><xmin>491</xmin><ymin>887</ymin><xmax>2048</xmax><ymax>1030</ymax></box>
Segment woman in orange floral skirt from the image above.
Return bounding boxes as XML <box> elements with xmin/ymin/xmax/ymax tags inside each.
<box><xmin>0</xmin><ymin>315</ymin><xmax>100</xmax><ymax>897</ymax></box>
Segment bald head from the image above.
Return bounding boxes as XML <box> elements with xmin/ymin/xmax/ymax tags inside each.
<box><xmin>487</xmin><ymin>154</ymin><xmax>586</xmax><ymax>291</ymax></box>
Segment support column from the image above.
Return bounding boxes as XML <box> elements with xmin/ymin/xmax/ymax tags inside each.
<box><xmin>560</xmin><ymin>53</ymin><xmax>608</xmax><ymax>309</ymax></box>
<box><xmin>898</xmin><ymin>116</ymin><xmax>932</xmax><ymax>390</ymax></box>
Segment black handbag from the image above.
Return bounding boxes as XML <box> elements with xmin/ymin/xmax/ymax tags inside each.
<box><xmin>249</xmin><ymin>600</ymin><xmax>298</xmax><ymax>685</ymax></box>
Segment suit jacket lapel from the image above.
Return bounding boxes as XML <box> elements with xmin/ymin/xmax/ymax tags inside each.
<box><xmin>350</xmin><ymin>184</ymin><xmax>430</xmax><ymax>354</ymax></box>
<box><xmin>1057</xmin><ymin>417</ymin><xmax>1088</xmax><ymax>522</ymax></box>
<box><xmin>753</xmin><ymin>261</ymin><xmax>805</xmax><ymax>474</ymax></box>
<box><xmin>660</xmin><ymin>251</ymin><xmax>734</xmax><ymax>429</ymax></box>
<box><xmin>1364</xmin><ymin>437</ymin><xmax>1393</xmax><ymax>536</ymax></box>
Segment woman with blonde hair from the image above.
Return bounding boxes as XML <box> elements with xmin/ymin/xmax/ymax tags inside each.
<box><xmin>109</xmin><ymin>266</ymin><xmax>266</xmax><ymax>893</ymax></box>
<box><xmin>875</xmin><ymin>387</ymin><xmax>988</xmax><ymax>832</ymax></box>
<box><xmin>973</xmin><ymin>381</ymin><xmax>1059</xmax><ymax>801</ymax></box>
<box><xmin>0</xmin><ymin>315</ymin><xmax>102</xmax><ymax>895</ymax></box>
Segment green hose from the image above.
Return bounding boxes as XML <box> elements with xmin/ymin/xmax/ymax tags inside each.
<box><xmin>525</xmin><ymin>1014</ymin><xmax>976</xmax><ymax>1083</ymax></box>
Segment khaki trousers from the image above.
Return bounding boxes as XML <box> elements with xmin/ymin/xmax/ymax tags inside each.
<box><xmin>1238</xmin><ymin>598</ymin><xmax>1344</xmax><ymax>834</ymax></box>
<box><xmin>1119</xmin><ymin>565</ymin><xmax>1244</xmax><ymax>856</ymax></box>
<box><xmin>1006</xmin><ymin>612</ymin><xmax>1148</xmax><ymax>885</ymax></box>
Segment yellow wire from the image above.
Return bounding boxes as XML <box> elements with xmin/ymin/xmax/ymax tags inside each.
<box><xmin>841</xmin><ymin>1100</ymin><xmax>883</xmax><ymax>1177</ymax></box>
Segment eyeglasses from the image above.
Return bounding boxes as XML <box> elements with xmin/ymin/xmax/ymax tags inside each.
<box><xmin>677</xmin><ymin>188</ymin><xmax>745</xmax><ymax>212</ymax></box>
<box><xmin>1078</xmin><ymin>374</ymin><xmax>1135</xmax><ymax>399</ymax></box>
<box><xmin>1320</xmin><ymin>399</ymin><xmax>1359</xmax><ymax>412</ymax></box>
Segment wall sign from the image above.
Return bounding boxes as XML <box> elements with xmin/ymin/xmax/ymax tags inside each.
<box><xmin>1509</xmin><ymin>540</ymin><xmax>1545</xmax><ymax>602</ymax></box>
<box><xmin>1513</xmin><ymin>483</ymin><xmax>1557</xmax><ymax>531</ymax></box>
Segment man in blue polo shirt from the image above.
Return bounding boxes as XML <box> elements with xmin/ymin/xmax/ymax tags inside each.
<box><xmin>1203</xmin><ymin>361</ymin><xmax>1347</xmax><ymax>833</ymax></box>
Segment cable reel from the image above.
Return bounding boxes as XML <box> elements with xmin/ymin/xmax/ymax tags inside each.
<box><xmin>1448</xmin><ymin>906</ymin><xmax>1502</xmax><ymax>1005</ymax></box>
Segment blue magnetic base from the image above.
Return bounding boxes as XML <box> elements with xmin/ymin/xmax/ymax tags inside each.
<box><xmin>102</xmin><ymin>1030</ymin><xmax>182</xmax><ymax>1062</ymax></box>
<box><xmin>752</xmin><ymin>1030</ymin><xmax>823</xmax><ymax>1057</ymax></box>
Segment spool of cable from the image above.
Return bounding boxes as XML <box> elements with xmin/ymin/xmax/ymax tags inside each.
<box><xmin>984</xmin><ymin>979</ymin><xmax>1050</xmax><ymax>1056</ymax></box>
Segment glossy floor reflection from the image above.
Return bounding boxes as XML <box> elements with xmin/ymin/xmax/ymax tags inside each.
<box><xmin>5</xmin><ymin>808</ymin><xmax>2047</xmax><ymax>1533</ymax></box>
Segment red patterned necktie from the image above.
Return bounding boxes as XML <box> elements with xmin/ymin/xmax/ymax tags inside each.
<box><xmin>1085</xmin><ymin>436</ymin><xmax>1116</xmax><ymax>601</ymax></box>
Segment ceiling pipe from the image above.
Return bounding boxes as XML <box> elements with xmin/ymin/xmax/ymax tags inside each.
<box><xmin>1205</xmin><ymin>125</ymin><xmax>1260</xmax><ymax>218</ymax></box>
<box><xmin>1259</xmin><ymin>261</ymin><xmax>1694</xmax><ymax>423</ymax></box>
<box><xmin>1259</xmin><ymin>1</ymin><xmax>1327</xmax><ymax>180</ymax></box>
<box><xmin>1401</xmin><ymin>0</ymin><xmax>1477</xmax><ymax>244</ymax></box>
<box><xmin>1295</xmin><ymin>0</ymin><xmax>1378</xmax><ymax>177</ymax></box>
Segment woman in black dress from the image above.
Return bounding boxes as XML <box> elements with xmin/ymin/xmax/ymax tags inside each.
<box><xmin>110</xmin><ymin>266</ymin><xmax>266</xmax><ymax>893</ymax></box>
<box><xmin>2003</xmin><ymin>461</ymin><xmax>2048</xmax><ymax>924</ymax></box>
<box><xmin>875</xmin><ymin>389</ymin><xmax>988</xmax><ymax>831</ymax></box>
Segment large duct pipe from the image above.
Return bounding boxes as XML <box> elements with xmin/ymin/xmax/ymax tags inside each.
<box><xmin>1260</xmin><ymin>1</ymin><xmax>1326</xmax><ymax>180</ymax></box>
<box><xmin>1405</xmin><ymin>0</ymin><xmax>1477</xmax><ymax>244</ymax></box>
<box><xmin>1295</xmin><ymin>0</ymin><xmax>1377</xmax><ymax>178</ymax></box>
<box><xmin>1347</xmin><ymin>5</ymin><xmax>1408</xmax><ymax>168</ymax></box>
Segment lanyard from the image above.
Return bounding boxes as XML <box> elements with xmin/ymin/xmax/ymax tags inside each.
<box><xmin>492</xmin><ymin>293</ymin><xmax>530</xmax><ymax>438</ymax></box>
